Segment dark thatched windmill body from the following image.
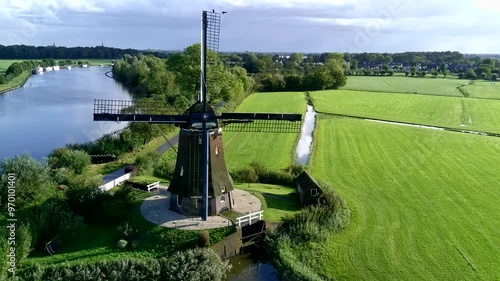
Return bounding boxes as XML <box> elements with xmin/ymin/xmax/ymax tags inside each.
<box><xmin>93</xmin><ymin>11</ymin><xmax>302</xmax><ymax>221</ymax></box>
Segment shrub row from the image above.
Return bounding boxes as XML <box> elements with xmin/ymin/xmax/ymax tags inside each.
<box><xmin>265</xmin><ymin>181</ymin><xmax>351</xmax><ymax>281</ymax></box>
<box><xmin>9</xmin><ymin>248</ymin><xmax>231</xmax><ymax>281</ymax></box>
<box><xmin>230</xmin><ymin>162</ymin><xmax>304</xmax><ymax>186</ymax></box>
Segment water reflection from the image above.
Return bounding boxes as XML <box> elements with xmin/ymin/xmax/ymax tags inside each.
<box><xmin>0</xmin><ymin>66</ymin><xmax>132</xmax><ymax>160</ymax></box>
<box><xmin>227</xmin><ymin>252</ymin><xmax>279</xmax><ymax>281</ymax></box>
<box><xmin>296</xmin><ymin>104</ymin><xmax>316</xmax><ymax>165</ymax></box>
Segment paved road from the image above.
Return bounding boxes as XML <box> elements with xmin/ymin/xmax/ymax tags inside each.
<box><xmin>156</xmin><ymin>134</ymin><xmax>180</xmax><ymax>154</ymax></box>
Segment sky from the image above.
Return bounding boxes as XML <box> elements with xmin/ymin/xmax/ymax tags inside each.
<box><xmin>1</xmin><ymin>0</ymin><xmax>499</xmax><ymax>53</ymax></box>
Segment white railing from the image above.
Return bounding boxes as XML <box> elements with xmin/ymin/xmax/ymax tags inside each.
<box><xmin>147</xmin><ymin>181</ymin><xmax>160</xmax><ymax>192</ymax></box>
<box><xmin>236</xmin><ymin>210</ymin><xmax>264</xmax><ymax>227</ymax></box>
<box><xmin>98</xmin><ymin>172</ymin><xmax>131</xmax><ymax>192</ymax></box>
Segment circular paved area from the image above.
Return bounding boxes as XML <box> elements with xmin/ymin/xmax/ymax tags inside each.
<box><xmin>140</xmin><ymin>186</ymin><xmax>261</xmax><ymax>230</ymax></box>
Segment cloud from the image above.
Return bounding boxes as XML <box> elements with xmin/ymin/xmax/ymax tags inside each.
<box><xmin>0</xmin><ymin>0</ymin><xmax>498</xmax><ymax>53</ymax></box>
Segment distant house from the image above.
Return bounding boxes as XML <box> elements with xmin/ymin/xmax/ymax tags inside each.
<box><xmin>295</xmin><ymin>171</ymin><xmax>323</xmax><ymax>205</ymax></box>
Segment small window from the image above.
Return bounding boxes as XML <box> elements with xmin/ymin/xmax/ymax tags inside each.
<box><xmin>215</xmin><ymin>146</ymin><xmax>219</xmax><ymax>155</ymax></box>
<box><xmin>180</xmin><ymin>166</ymin><xmax>184</xmax><ymax>176</ymax></box>
<box><xmin>221</xmin><ymin>184</ymin><xmax>226</xmax><ymax>193</ymax></box>
<box><xmin>220</xmin><ymin>195</ymin><xmax>225</xmax><ymax>202</ymax></box>
<box><xmin>310</xmin><ymin>188</ymin><xmax>318</xmax><ymax>197</ymax></box>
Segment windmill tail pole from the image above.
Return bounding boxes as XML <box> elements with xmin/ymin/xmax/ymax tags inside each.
<box><xmin>201</xmin><ymin>10</ymin><xmax>209</xmax><ymax>221</ymax></box>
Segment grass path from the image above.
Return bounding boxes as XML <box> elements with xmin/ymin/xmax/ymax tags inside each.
<box><xmin>309</xmin><ymin>116</ymin><xmax>500</xmax><ymax>280</ymax></box>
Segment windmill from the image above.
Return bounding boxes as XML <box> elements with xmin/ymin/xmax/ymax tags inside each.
<box><xmin>93</xmin><ymin>11</ymin><xmax>302</xmax><ymax>221</ymax></box>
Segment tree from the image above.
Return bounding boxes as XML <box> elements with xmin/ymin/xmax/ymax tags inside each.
<box><xmin>439</xmin><ymin>62</ymin><xmax>446</xmax><ymax>73</ymax></box>
<box><xmin>0</xmin><ymin>153</ymin><xmax>54</xmax><ymax>208</ymax></box>
<box><xmin>48</xmin><ymin>147</ymin><xmax>91</xmax><ymax>175</ymax></box>
<box><xmin>289</xmin><ymin>53</ymin><xmax>304</xmax><ymax>64</ymax></box>
<box><xmin>6</xmin><ymin>62</ymin><xmax>23</xmax><ymax>77</ymax></box>
<box><xmin>382</xmin><ymin>64</ymin><xmax>390</xmax><ymax>72</ymax></box>
<box><xmin>465</xmin><ymin>68</ymin><xmax>477</xmax><ymax>79</ymax></box>
<box><xmin>492</xmin><ymin>73</ymin><xmax>498</xmax><ymax>81</ymax></box>
<box><xmin>410</xmin><ymin>66</ymin><xmax>416</xmax><ymax>77</ymax></box>
<box><xmin>431</xmin><ymin>68</ymin><xmax>438</xmax><ymax>78</ymax></box>
<box><xmin>350</xmin><ymin>59</ymin><xmax>358</xmax><ymax>71</ymax></box>
<box><xmin>442</xmin><ymin>69</ymin><xmax>449</xmax><ymax>78</ymax></box>
<box><xmin>284</xmin><ymin>75</ymin><xmax>303</xmax><ymax>91</ymax></box>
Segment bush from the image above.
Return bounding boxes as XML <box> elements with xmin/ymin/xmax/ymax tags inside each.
<box><xmin>124</xmin><ymin>164</ymin><xmax>136</xmax><ymax>174</ymax></box>
<box><xmin>0</xmin><ymin>75</ymin><xmax>5</xmax><ymax>84</ymax></box>
<box><xmin>134</xmin><ymin>151</ymin><xmax>158</xmax><ymax>176</ymax></box>
<box><xmin>48</xmin><ymin>148</ymin><xmax>91</xmax><ymax>174</ymax></box>
<box><xmin>58</xmin><ymin>211</ymin><xmax>86</xmax><ymax>242</ymax></box>
<box><xmin>117</xmin><ymin>239</ymin><xmax>128</xmax><ymax>249</ymax></box>
<box><xmin>0</xmin><ymin>153</ymin><xmax>54</xmax><ymax>208</ymax></box>
<box><xmin>15</xmin><ymin>224</ymin><xmax>33</xmax><ymax>266</ymax></box>
<box><xmin>153</xmin><ymin>154</ymin><xmax>176</xmax><ymax>180</ymax></box>
<box><xmin>52</xmin><ymin>167</ymin><xmax>74</xmax><ymax>185</ymax></box>
<box><xmin>15</xmin><ymin>249</ymin><xmax>231</xmax><ymax>281</ymax></box>
<box><xmin>197</xmin><ymin>230</ymin><xmax>210</xmax><ymax>247</ymax></box>
<box><xmin>231</xmin><ymin>161</ymin><xmax>295</xmax><ymax>186</ymax></box>
<box><xmin>265</xmin><ymin>182</ymin><xmax>350</xmax><ymax>281</ymax></box>
<box><xmin>160</xmin><ymin>248</ymin><xmax>231</xmax><ymax>281</ymax></box>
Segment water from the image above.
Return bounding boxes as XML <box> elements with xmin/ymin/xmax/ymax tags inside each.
<box><xmin>296</xmin><ymin>104</ymin><xmax>316</xmax><ymax>165</ymax></box>
<box><xmin>227</xmin><ymin>253</ymin><xmax>280</xmax><ymax>281</ymax></box>
<box><xmin>0</xmin><ymin>66</ymin><xmax>132</xmax><ymax>160</ymax></box>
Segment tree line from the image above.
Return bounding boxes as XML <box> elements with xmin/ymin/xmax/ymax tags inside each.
<box><xmin>112</xmin><ymin>44</ymin><xmax>254</xmax><ymax>108</ymax></box>
<box><xmin>0</xmin><ymin>44</ymin><xmax>167</xmax><ymax>60</ymax></box>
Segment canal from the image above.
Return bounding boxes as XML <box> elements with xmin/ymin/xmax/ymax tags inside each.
<box><xmin>0</xmin><ymin>66</ymin><xmax>132</xmax><ymax>160</ymax></box>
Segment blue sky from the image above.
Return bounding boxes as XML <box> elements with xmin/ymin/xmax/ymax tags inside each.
<box><xmin>1</xmin><ymin>0</ymin><xmax>499</xmax><ymax>53</ymax></box>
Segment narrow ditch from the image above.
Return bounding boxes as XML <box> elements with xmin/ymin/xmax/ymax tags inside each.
<box><xmin>295</xmin><ymin>104</ymin><xmax>316</xmax><ymax>165</ymax></box>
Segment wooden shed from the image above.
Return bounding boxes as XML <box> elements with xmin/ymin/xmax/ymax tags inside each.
<box><xmin>295</xmin><ymin>171</ymin><xmax>323</xmax><ymax>205</ymax></box>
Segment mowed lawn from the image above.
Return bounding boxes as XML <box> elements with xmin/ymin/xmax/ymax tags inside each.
<box><xmin>309</xmin><ymin>116</ymin><xmax>500</xmax><ymax>280</ymax></box>
<box><xmin>311</xmin><ymin>90</ymin><xmax>500</xmax><ymax>134</ymax></box>
<box><xmin>223</xmin><ymin>92</ymin><xmax>307</xmax><ymax>170</ymax></box>
<box><xmin>462</xmin><ymin>81</ymin><xmax>500</xmax><ymax>99</ymax></box>
<box><xmin>342</xmin><ymin>76</ymin><xmax>465</xmax><ymax>97</ymax></box>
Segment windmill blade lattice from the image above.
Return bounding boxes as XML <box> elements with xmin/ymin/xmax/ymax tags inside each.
<box><xmin>93</xmin><ymin>99</ymin><xmax>187</xmax><ymax>123</ymax></box>
<box><xmin>220</xmin><ymin>113</ymin><xmax>302</xmax><ymax>133</ymax></box>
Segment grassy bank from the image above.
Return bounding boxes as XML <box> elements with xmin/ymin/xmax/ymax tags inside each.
<box><xmin>0</xmin><ymin>71</ymin><xmax>30</xmax><ymax>93</ymax></box>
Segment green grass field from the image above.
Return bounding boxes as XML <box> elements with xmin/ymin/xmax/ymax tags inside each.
<box><xmin>310</xmin><ymin>90</ymin><xmax>500</xmax><ymax>134</ymax></box>
<box><xmin>308</xmin><ymin>116</ymin><xmax>500</xmax><ymax>280</ymax></box>
<box><xmin>342</xmin><ymin>76</ymin><xmax>465</xmax><ymax>97</ymax></box>
<box><xmin>462</xmin><ymin>81</ymin><xmax>500</xmax><ymax>99</ymax></box>
<box><xmin>223</xmin><ymin>92</ymin><xmax>307</xmax><ymax>170</ymax></box>
<box><xmin>311</xmin><ymin>90</ymin><xmax>463</xmax><ymax>128</ymax></box>
<box><xmin>235</xmin><ymin>183</ymin><xmax>301</xmax><ymax>221</ymax></box>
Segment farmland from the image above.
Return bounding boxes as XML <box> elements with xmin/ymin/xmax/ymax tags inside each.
<box><xmin>310</xmin><ymin>89</ymin><xmax>500</xmax><ymax>134</ymax></box>
<box><xmin>342</xmin><ymin>75</ymin><xmax>465</xmax><ymax>97</ymax></box>
<box><xmin>461</xmin><ymin>81</ymin><xmax>500</xmax><ymax>99</ymax></box>
<box><xmin>221</xmin><ymin>76</ymin><xmax>500</xmax><ymax>280</ymax></box>
<box><xmin>308</xmin><ymin>116</ymin><xmax>500</xmax><ymax>280</ymax></box>
<box><xmin>223</xmin><ymin>91</ymin><xmax>307</xmax><ymax>170</ymax></box>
